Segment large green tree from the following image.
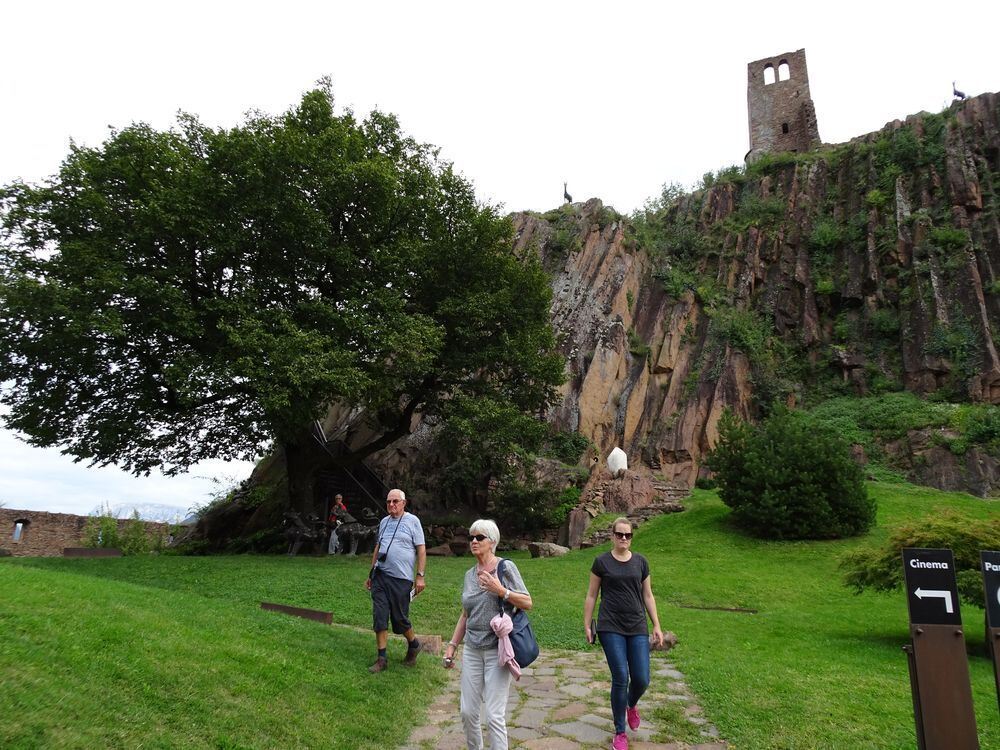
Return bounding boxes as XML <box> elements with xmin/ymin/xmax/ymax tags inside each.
<box><xmin>0</xmin><ymin>83</ymin><xmax>564</xmax><ymax>511</ymax></box>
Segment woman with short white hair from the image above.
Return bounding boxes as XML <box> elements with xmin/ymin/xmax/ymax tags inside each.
<box><xmin>443</xmin><ymin>519</ymin><xmax>532</xmax><ymax>750</ymax></box>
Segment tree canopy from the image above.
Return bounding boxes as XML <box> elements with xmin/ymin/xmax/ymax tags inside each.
<box><xmin>0</xmin><ymin>83</ymin><xmax>564</xmax><ymax>508</ymax></box>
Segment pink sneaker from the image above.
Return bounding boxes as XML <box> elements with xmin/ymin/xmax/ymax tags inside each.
<box><xmin>612</xmin><ymin>732</ymin><xmax>628</xmax><ymax>750</ymax></box>
<box><xmin>627</xmin><ymin>706</ymin><xmax>641</xmax><ymax>730</ymax></box>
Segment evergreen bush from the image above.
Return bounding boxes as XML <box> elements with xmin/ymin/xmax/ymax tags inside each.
<box><xmin>840</xmin><ymin>510</ymin><xmax>1000</xmax><ymax>607</ymax></box>
<box><xmin>706</xmin><ymin>408</ymin><xmax>875</xmax><ymax>540</ymax></box>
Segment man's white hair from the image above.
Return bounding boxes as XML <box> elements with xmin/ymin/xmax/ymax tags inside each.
<box><xmin>469</xmin><ymin>519</ymin><xmax>500</xmax><ymax>547</ymax></box>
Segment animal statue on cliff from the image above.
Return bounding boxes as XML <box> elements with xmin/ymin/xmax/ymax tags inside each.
<box><xmin>563</xmin><ymin>181</ymin><xmax>572</xmax><ymax>204</ymax></box>
<box><xmin>283</xmin><ymin>511</ymin><xmax>326</xmax><ymax>556</ymax></box>
<box><xmin>953</xmin><ymin>81</ymin><xmax>967</xmax><ymax>101</ymax></box>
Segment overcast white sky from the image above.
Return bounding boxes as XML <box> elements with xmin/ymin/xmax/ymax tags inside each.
<box><xmin>2</xmin><ymin>0</ymin><xmax>997</xmax><ymax>516</ymax></box>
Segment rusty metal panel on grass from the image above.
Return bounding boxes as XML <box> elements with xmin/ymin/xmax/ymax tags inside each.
<box><xmin>63</xmin><ymin>547</ymin><xmax>122</xmax><ymax>557</ymax></box>
<box><xmin>260</xmin><ymin>601</ymin><xmax>332</xmax><ymax>625</ymax></box>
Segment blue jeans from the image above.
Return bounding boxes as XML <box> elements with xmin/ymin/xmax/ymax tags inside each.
<box><xmin>599</xmin><ymin>631</ymin><xmax>650</xmax><ymax>734</ymax></box>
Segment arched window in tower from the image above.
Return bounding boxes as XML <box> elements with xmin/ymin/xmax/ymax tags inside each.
<box><xmin>781</xmin><ymin>123</ymin><xmax>789</xmax><ymax>134</ymax></box>
<box><xmin>763</xmin><ymin>64</ymin><xmax>775</xmax><ymax>85</ymax></box>
<box><xmin>778</xmin><ymin>61</ymin><xmax>790</xmax><ymax>81</ymax></box>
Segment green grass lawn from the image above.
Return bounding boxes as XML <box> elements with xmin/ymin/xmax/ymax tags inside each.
<box><xmin>3</xmin><ymin>480</ymin><xmax>1000</xmax><ymax>748</ymax></box>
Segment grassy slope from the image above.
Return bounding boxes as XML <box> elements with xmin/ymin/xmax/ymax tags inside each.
<box><xmin>0</xmin><ymin>563</ymin><xmax>446</xmax><ymax>749</ymax></box>
<box><xmin>3</xmin><ymin>480</ymin><xmax>999</xmax><ymax>748</ymax></box>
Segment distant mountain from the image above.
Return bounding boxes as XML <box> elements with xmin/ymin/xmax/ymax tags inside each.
<box><xmin>90</xmin><ymin>502</ymin><xmax>191</xmax><ymax>524</ymax></box>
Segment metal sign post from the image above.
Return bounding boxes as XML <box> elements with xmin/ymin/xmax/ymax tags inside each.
<box><xmin>981</xmin><ymin>550</ymin><xmax>1000</xmax><ymax>713</ymax></box>
<box><xmin>901</xmin><ymin>547</ymin><xmax>979</xmax><ymax>750</ymax></box>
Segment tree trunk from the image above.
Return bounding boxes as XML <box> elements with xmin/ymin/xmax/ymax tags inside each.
<box><xmin>283</xmin><ymin>437</ymin><xmax>325</xmax><ymax>515</ymax></box>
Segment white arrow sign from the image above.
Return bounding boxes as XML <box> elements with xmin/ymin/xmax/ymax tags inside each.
<box><xmin>915</xmin><ymin>587</ymin><xmax>954</xmax><ymax>613</ymax></box>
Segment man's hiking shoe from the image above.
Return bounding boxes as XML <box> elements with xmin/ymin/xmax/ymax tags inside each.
<box><xmin>403</xmin><ymin>642</ymin><xmax>421</xmax><ymax>666</ymax></box>
<box><xmin>368</xmin><ymin>656</ymin><xmax>388</xmax><ymax>673</ymax></box>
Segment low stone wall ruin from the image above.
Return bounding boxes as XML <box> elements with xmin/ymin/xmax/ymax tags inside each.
<box><xmin>0</xmin><ymin>508</ymin><xmax>167</xmax><ymax>558</ymax></box>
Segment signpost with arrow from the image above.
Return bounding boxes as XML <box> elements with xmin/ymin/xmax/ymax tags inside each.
<box><xmin>981</xmin><ymin>550</ymin><xmax>1000</xmax><ymax>713</ymax></box>
<box><xmin>914</xmin><ymin>586</ymin><xmax>954</xmax><ymax>613</ymax></box>
<box><xmin>901</xmin><ymin>547</ymin><xmax>978</xmax><ymax>750</ymax></box>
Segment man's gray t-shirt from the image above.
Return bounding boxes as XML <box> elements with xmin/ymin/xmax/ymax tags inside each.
<box><xmin>461</xmin><ymin>558</ymin><xmax>528</xmax><ymax>649</ymax></box>
<box><xmin>374</xmin><ymin>512</ymin><xmax>425</xmax><ymax>582</ymax></box>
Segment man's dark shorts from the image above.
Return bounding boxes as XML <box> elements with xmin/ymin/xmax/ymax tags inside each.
<box><xmin>371</xmin><ymin>569</ymin><xmax>413</xmax><ymax>634</ymax></box>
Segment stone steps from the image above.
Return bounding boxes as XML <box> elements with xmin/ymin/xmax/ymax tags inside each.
<box><xmin>580</xmin><ymin>499</ymin><xmax>686</xmax><ymax>548</ymax></box>
<box><xmin>574</xmin><ymin>475</ymin><xmax>689</xmax><ymax>548</ymax></box>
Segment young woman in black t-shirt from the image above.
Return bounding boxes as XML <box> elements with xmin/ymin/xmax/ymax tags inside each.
<box><xmin>583</xmin><ymin>517</ymin><xmax>664</xmax><ymax>750</ymax></box>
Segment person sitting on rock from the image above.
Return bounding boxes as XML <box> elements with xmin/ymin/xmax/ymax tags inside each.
<box><xmin>327</xmin><ymin>494</ymin><xmax>348</xmax><ymax>554</ymax></box>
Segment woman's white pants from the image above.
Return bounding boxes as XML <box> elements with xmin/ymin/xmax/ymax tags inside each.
<box><xmin>460</xmin><ymin>644</ymin><xmax>513</xmax><ymax>750</ymax></box>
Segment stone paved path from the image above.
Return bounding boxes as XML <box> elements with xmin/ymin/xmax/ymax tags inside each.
<box><xmin>398</xmin><ymin>647</ymin><xmax>728</xmax><ymax>750</ymax></box>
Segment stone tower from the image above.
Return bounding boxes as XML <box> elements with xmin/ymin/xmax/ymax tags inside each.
<box><xmin>745</xmin><ymin>48</ymin><xmax>820</xmax><ymax>163</ymax></box>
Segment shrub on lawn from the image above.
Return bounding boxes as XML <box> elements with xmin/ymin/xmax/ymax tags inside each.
<box><xmin>120</xmin><ymin>511</ymin><xmax>152</xmax><ymax>555</ymax></box>
<box><xmin>83</xmin><ymin>508</ymin><xmax>159</xmax><ymax>554</ymax></box>
<box><xmin>83</xmin><ymin>512</ymin><xmax>121</xmax><ymax>550</ymax></box>
<box><xmin>705</xmin><ymin>408</ymin><xmax>875</xmax><ymax>539</ymax></box>
<box><xmin>840</xmin><ymin>510</ymin><xmax>1000</xmax><ymax>607</ymax></box>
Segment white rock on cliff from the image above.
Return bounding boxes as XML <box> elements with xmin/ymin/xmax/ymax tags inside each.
<box><xmin>607</xmin><ymin>447</ymin><xmax>628</xmax><ymax>477</ymax></box>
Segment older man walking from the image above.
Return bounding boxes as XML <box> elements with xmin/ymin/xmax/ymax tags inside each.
<box><xmin>365</xmin><ymin>488</ymin><xmax>426</xmax><ymax>673</ymax></box>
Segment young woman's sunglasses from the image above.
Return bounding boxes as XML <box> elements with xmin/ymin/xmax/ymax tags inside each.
<box><xmin>470</xmin><ymin>534</ymin><xmax>489</xmax><ymax>542</ymax></box>
<box><xmin>613</xmin><ymin>531</ymin><xmax>633</xmax><ymax>540</ymax></box>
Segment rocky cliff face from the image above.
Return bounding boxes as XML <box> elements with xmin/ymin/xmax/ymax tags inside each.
<box><xmin>510</xmin><ymin>202</ymin><xmax>751</xmax><ymax>489</ymax></box>
<box><xmin>304</xmin><ymin>92</ymin><xmax>1000</xmax><ymax>505</ymax></box>
<box><xmin>501</xmin><ymin>92</ymin><xmax>1000</xmax><ymax>494</ymax></box>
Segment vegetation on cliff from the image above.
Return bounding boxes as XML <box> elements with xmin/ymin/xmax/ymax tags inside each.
<box><xmin>629</xmin><ymin>100</ymin><xmax>999</xmax><ymax>410</ymax></box>
<box><xmin>803</xmin><ymin>391</ymin><xmax>1000</xmax><ymax>464</ymax></box>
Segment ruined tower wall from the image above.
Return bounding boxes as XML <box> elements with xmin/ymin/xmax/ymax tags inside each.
<box><xmin>746</xmin><ymin>48</ymin><xmax>820</xmax><ymax>162</ymax></box>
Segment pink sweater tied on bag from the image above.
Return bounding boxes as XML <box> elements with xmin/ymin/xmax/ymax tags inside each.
<box><xmin>490</xmin><ymin>612</ymin><xmax>522</xmax><ymax>680</ymax></box>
